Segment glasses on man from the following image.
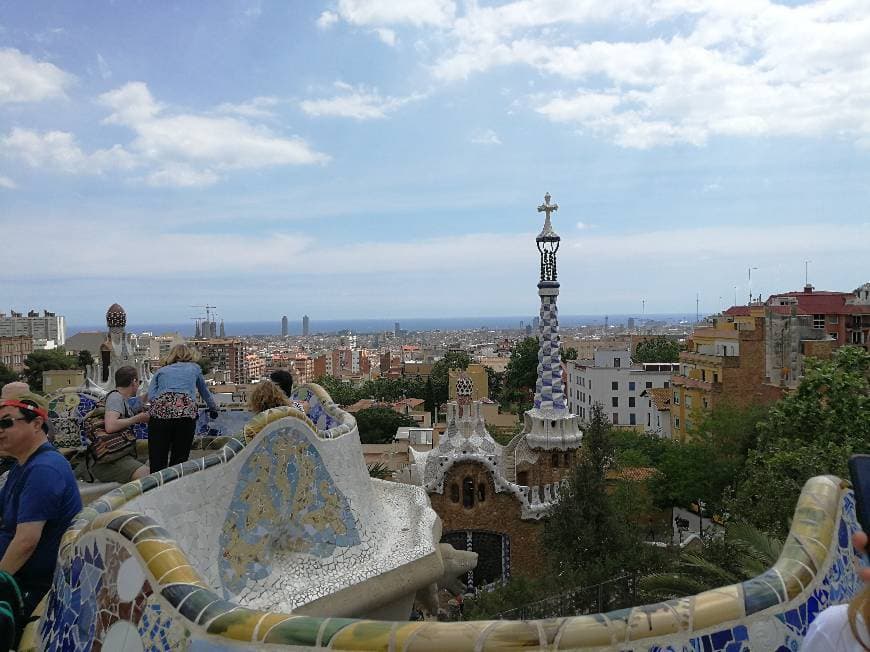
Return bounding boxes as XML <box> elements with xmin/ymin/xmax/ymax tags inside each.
<box><xmin>0</xmin><ymin>417</ymin><xmax>27</xmax><ymax>430</ymax></box>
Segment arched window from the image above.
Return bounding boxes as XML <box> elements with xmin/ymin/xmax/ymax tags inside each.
<box><xmin>551</xmin><ymin>452</ymin><xmax>560</xmax><ymax>468</ymax></box>
<box><xmin>564</xmin><ymin>451</ymin><xmax>571</xmax><ymax>466</ymax></box>
<box><xmin>478</xmin><ymin>482</ymin><xmax>486</xmax><ymax>502</ymax></box>
<box><xmin>462</xmin><ymin>477</ymin><xmax>475</xmax><ymax>508</ymax></box>
<box><xmin>450</xmin><ymin>483</ymin><xmax>460</xmax><ymax>503</ymax></box>
<box><xmin>517</xmin><ymin>471</ymin><xmax>529</xmax><ymax>486</ymax></box>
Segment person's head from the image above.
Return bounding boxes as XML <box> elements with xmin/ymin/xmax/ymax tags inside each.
<box><xmin>0</xmin><ymin>381</ymin><xmax>30</xmax><ymax>400</ymax></box>
<box><xmin>248</xmin><ymin>380</ymin><xmax>290</xmax><ymax>414</ymax></box>
<box><xmin>269</xmin><ymin>369</ymin><xmax>294</xmax><ymax>397</ymax></box>
<box><xmin>115</xmin><ymin>366</ymin><xmax>139</xmax><ymax>394</ymax></box>
<box><xmin>164</xmin><ymin>343</ymin><xmax>200</xmax><ymax>366</ymax></box>
<box><xmin>0</xmin><ymin>392</ymin><xmax>50</xmax><ymax>459</ymax></box>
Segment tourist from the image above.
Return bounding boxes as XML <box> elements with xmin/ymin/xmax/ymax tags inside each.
<box><xmin>76</xmin><ymin>366</ymin><xmax>149</xmax><ymax>484</ymax></box>
<box><xmin>269</xmin><ymin>369</ymin><xmax>294</xmax><ymax>398</ymax></box>
<box><xmin>0</xmin><ymin>393</ymin><xmax>82</xmax><ymax>622</ymax></box>
<box><xmin>248</xmin><ymin>380</ymin><xmax>290</xmax><ymax>414</ymax></box>
<box><xmin>147</xmin><ymin>344</ymin><xmax>218</xmax><ymax>472</ymax></box>
<box><xmin>0</xmin><ymin>383</ymin><xmax>29</xmax><ymax>400</ymax></box>
<box><xmin>802</xmin><ymin>530</ymin><xmax>870</xmax><ymax>650</ymax></box>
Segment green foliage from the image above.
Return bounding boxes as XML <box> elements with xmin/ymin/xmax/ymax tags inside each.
<box><xmin>0</xmin><ymin>363</ymin><xmax>19</xmax><ymax>387</ymax></box>
<box><xmin>197</xmin><ymin>356</ymin><xmax>214</xmax><ymax>376</ymax></box>
<box><xmin>501</xmin><ymin>337</ymin><xmax>539</xmax><ymax>408</ymax></box>
<box><xmin>367</xmin><ymin>462</ymin><xmax>392</xmax><ymax>479</ymax></box>
<box><xmin>640</xmin><ymin>522</ymin><xmax>782</xmax><ymax>601</ymax></box>
<box><xmin>560</xmin><ymin>346</ymin><xmax>578</xmax><ymax>361</ymax></box>
<box><xmin>633</xmin><ymin>337</ymin><xmax>680</xmax><ymax>363</ymax></box>
<box><xmin>730</xmin><ymin>346</ymin><xmax>870</xmax><ymax>538</ymax></box>
<box><xmin>484</xmin><ymin>365</ymin><xmax>503</xmax><ymax>400</ymax></box>
<box><xmin>428</xmin><ymin>351</ymin><xmax>471</xmax><ymax>413</ymax></box>
<box><xmin>611</xmin><ymin>429</ymin><xmax>670</xmax><ymax>467</ymax></box>
<box><xmin>463</xmin><ymin>576</ymin><xmax>547</xmax><ymax>620</ymax></box>
<box><xmin>355</xmin><ymin>406</ymin><xmax>417</xmax><ymax>444</ymax></box>
<box><xmin>543</xmin><ymin>404</ymin><xmax>668</xmax><ymax>588</ymax></box>
<box><xmin>314</xmin><ymin>375</ymin><xmax>359</xmax><ymax>407</ymax></box>
<box><xmin>24</xmin><ymin>347</ymin><xmax>77</xmax><ymax>392</ymax></box>
<box><xmin>76</xmin><ymin>349</ymin><xmax>95</xmax><ymax>369</ymax></box>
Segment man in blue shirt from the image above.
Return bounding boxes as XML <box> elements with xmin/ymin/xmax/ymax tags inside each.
<box><xmin>0</xmin><ymin>393</ymin><xmax>82</xmax><ymax>618</ymax></box>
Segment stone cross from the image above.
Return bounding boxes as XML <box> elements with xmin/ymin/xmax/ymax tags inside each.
<box><xmin>537</xmin><ymin>192</ymin><xmax>558</xmax><ymax>220</ymax></box>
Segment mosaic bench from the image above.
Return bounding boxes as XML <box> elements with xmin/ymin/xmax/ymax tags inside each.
<box><xmin>25</xmin><ymin>383</ymin><xmax>475</xmax><ymax>650</ymax></box>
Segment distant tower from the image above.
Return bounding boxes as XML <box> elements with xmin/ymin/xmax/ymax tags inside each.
<box><xmin>302</xmin><ymin>314</ymin><xmax>309</xmax><ymax>336</ymax></box>
<box><xmin>219</xmin><ymin>319</ymin><xmax>225</xmax><ymax>338</ymax></box>
<box><xmin>522</xmin><ymin>193</ymin><xmax>582</xmax><ymax>450</ymax></box>
<box><xmin>394</xmin><ymin>321</ymin><xmax>400</xmax><ymax>338</ymax></box>
<box><xmin>282</xmin><ymin>315</ymin><xmax>289</xmax><ymax>337</ymax></box>
<box><xmin>194</xmin><ymin>319</ymin><xmax>201</xmax><ymax>339</ymax></box>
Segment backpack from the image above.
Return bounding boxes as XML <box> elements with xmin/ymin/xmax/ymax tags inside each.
<box><xmin>82</xmin><ymin>391</ymin><xmax>137</xmax><ymax>462</ymax></box>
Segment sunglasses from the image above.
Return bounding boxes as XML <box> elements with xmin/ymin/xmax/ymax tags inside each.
<box><xmin>0</xmin><ymin>417</ymin><xmax>27</xmax><ymax>430</ymax></box>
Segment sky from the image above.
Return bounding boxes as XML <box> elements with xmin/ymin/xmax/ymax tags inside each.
<box><xmin>1</xmin><ymin>0</ymin><xmax>869</xmax><ymax>326</ymax></box>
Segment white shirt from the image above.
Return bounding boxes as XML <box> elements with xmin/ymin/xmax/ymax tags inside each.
<box><xmin>803</xmin><ymin>604</ymin><xmax>869</xmax><ymax>651</ymax></box>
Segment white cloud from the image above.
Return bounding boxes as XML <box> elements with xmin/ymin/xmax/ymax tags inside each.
<box><xmin>0</xmin><ymin>176</ymin><xmax>16</xmax><ymax>189</ymax></box>
<box><xmin>470</xmin><ymin>128</ymin><xmax>502</xmax><ymax>145</ymax></box>
<box><xmin>96</xmin><ymin>53</ymin><xmax>111</xmax><ymax>80</ymax></box>
<box><xmin>0</xmin><ymin>48</ymin><xmax>73</xmax><ymax>104</ymax></box>
<box><xmin>300</xmin><ymin>83</ymin><xmax>423</xmax><ymax>120</ymax></box>
<box><xmin>374</xmin><ymin>28</ymin><xmax>397</xmax><ymax>46</ymax></box>
<box><xmin>576</xmin><ymin>221</ymin><xmax>588</xmax><ymax>230</ymax></box>
<box><xmin>216</xmin><ymin>96</ymin><xmax>279</xmax><ymax>119</ymax></box>
<box><xmin>317</xmin><ymin>11</ymin><xmax>339</xmax><ymax>29</ymax></box>
<box><xmin>97</xmin><ymin>82</ymin><xmax>328</xmax><ymax>183</ymax></box>
<box><xmin>333</xmin><ymin>0</ymin><xmax>455</xmax><ymax>27</ymax></box>
<box><xmin>423</xmin><ymin>1</ymin><xmax>870</xmax><ymax>148</ymax></box>
<box><xmin>1</xmin><ymin>128</ymin><xmax>136</xmax><ymax>173</ymax></box>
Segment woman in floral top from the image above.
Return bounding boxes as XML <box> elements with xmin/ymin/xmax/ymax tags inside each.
<box><xmin>146</xmin><ymin>344</ymin><xmax>218</xmax><ymax>472</ymax></box>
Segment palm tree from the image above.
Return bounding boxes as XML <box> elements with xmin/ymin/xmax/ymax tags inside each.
<box><xmin>367</xmin><ymin>462</ymin><xmax>392</xmax><ymax>480</ymax></box>
<box><xmin>640</xmin><ymin>522</ymin><xmax>782</xmax><ymax>601</ymax></box>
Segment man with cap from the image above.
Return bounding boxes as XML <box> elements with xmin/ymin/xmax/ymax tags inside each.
<box><xmin>0</xmin><ymin>393</ymin><xmax>81</xmax><ymax>618</ymax></box>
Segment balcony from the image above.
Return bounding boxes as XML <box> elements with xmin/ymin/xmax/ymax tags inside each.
<box><xmin>679</xmin><ymin>351</ymin><xmax>740</xmax><ymax>367</ymax></box>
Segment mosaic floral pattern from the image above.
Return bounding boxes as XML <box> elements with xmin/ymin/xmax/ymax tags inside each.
<box><xmin>47</xmin><ymin>389</ymin><xmax>102</xmax><ymax>447</ymax></box>
<box><xmin>219</xmin><ymin>424</ymin><xmax>360</xmax><ymax>595</ymax></box>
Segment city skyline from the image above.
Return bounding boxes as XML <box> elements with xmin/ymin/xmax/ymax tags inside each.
<box><xmin>2</xmin><ymin>1</ymin><xmax>869</xmax><ymax>322</ymax></box>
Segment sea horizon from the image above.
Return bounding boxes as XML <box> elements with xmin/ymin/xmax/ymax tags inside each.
<box><xmin>68</xmin><ymin>313</ymin><xmax>698</xmax><ymax>338</ymax></box>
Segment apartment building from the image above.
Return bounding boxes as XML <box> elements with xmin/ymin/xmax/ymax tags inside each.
<box><xmin>0</xmin><ymin>310</ymin><xmax>65</xmax><ymax>346</ymax></box>
<box><xmin>566</xmin><ymin>348</ymin><xmax>677</xmax><ymax>429</ymax></box>
<box><xmin>0</xmin><ymin>336</ymin><xmax>33</xmax><ymax>373</ymax></box>
<box><xmin>189</xmin><ymin>338</ymin><xmax>246</xmax><ymax>384</ymax></box>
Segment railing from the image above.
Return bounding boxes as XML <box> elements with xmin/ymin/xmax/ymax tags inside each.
<box><xmin>493</xmin><ymin>574</ymin><xmax>637</xmax><ymax>620</ymax></box>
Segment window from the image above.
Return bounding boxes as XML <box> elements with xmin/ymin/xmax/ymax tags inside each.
<box><xmin>629</xmin><ymin>397</ymin><xmax>636</xmax><ymax>407</ymax></box>
<box><xmin>462</xmin><ymin>477</ymin><xmax>475</xmax><ymax>508</ymax></box>
<box><xmin>664</xmin><ymin>381</ymin><xmax>670</xmax><ymax>388</ymax></box>
<box><xmin>612</xmin><ymin>396</ymin><xmax>619</xmax><ymax>407</ymax></box>
<box><xmin>629</xmin><ymin>381</ymin><xmax>636</xmax><ymax>391</ymax></box>
<box><xmin>612</xmin><ymin>381</ymin><xmax>619</xmax><ymax>390</ymax></box>
<box><xmin>713</xmin><ymin>373</ymin><xmax>719</xmax><ymax>384</ymax></box>
<box><xmin>645</xmin><ymin>381</ymin><xmax>653</xmax><ymax>388</ymax></box>
<box><xmin>589</xmin><ymin>381</ymin><xmax>592</xmax><ymax>390</ymax></box>
<box><xmin>701</xmin><ymin>370</ymin><xmax>706</xmax><ymax>381</ymax></box>
<box><xmin>517</xmin><ymin>471</ymin><xmax>529</xmax><ymax>486</ymax></box>
<box><xmin>685</xmin><ymin>395</ymin><xmax>692</xmax><ymax>408</ymax></box>
<box><xmin>629</xmin><ymin>413</ymin><xmax>636</xmax><ymax>425</ymax></box>
<box><xmin>564</xmin><ymin>451</ymin><xmax>571</xmax><ymax>466</ymax></box>
<box><xmin>674</xmin><ymin>416</ymin><xmax>680</xmax><ymax>429</ymax></box>
<box><xmin>703</xmin><ymin>398</ymin><xmax>709</xmax><ymax>409</ymax></box>
<box><xmin>478</xmin><ymin>483</ymin><xmax>486</xmax><ymax>502</ymax></box>
<box><xmin>612</xmin><ymin>413</ymin><xmax>619</xmax><ymax>425</ymax></box>
<box><xmin>450</xmin><ymin>483</ymin><xmax>460</xmax><ymax>503</ymax></box>
<box><xmin>647</xmin><ymin>413</ymin><xmax>651</xmax><ymax>426</ymax></box>
<box><xmin>813</xmin><ymin>314</ymin><xmax>825</xmax><ymax>329</ymax></box>
<box><xmin>829</xmin><ymin>315</ymin><xmax>839</xmax><ymax>324</ymax></box>
<box><xmin>551</xmin><ymin>452</ymin><xmax>560</xmax><ymax>467</ymax></box>
<box><xmin>614</xmin><ymin>357</ymin><xmax>621</xmax><ymax>368</ymax></box>
<box><xmin>673</xmin><ymin>392</ymin><xmax>680</xmax><ymax>404</ymax></box>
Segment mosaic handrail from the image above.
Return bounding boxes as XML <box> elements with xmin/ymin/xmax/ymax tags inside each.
<box><xmin>21</xmin><ymin>420</ymin><xmax>866</xmax><ymax>650</ymax></box>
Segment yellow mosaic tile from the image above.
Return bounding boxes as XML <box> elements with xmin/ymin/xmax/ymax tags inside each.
<box><xmin>480</xmin><ymin>620</ymin><xmax>542</xmax><ymax>650</ymax></box>
<box><xmin>206</xmin><ymin>608</ymin><xmax>263</xmax><ymax>641</ymax></box>
<box><xmin>254</xmin><ymin>613</ymin><xmax>300</xmax><ymax>641</ymax></box>
<box><xmin>404</xmin><ymin>621</ymin><xmax>490</xmax><ymax>652</ymax></box>
<box><xmin>135</xmin><ymin>538</ymin><xmax>178</xmax><ymax>564</ymax></box>
<box><xmin>556</xmin><ymin>614</ymin><xmax>628</xmax><ymax>649</ymax></box>
<box><xmin>145</xmin><ymin>546</ymin><xmax>192</xmax><ymax>580</ymax></box>
<box><xmin>775</xmin><ymin>557</ymin><xmax>813</xmax><ymax>599</ymax></box>
<box><xmin>159</xmin><ymin>564</ymin><xmax>207</xmax><ymax>585</ymax></box>
<box><xmin>390</xmin><ymin>622</ymin><xmax>426</xmax><ymax>651</ymax></box>
<box><xmin>691</xmin><ymin>585</ymin><xmax>743</xmax><ymax>631</ymax></box>
<box><xmin>627</xmin><ymin>599</ymin><xmax>691</xmax><ymax>641</ymax></box>
<box><xmin>328</xmin><ymin>620</ymin><xmax>394</xmax><ymax>651</ymax></box>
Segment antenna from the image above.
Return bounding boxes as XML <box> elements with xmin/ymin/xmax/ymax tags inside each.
<box><xmin>696</xmin><ymin>293</ymin><xmax>699</xmax><ymax>324</ymax></box>
<box><xmin>804</xmin><ymin>260</ymin><xmax>812</xmax><ymax>286</ymax></box>
<box><xmin>748</xmin><ymin>266</ymin><xmax>758</xmax><ymax>304</ymax></box>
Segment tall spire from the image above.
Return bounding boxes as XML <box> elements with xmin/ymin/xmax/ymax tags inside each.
<box><xmin>522</xmin><ymin>193</ymin><xmax>581</xmax><ymax>451</ymax></box>
<box><xmin>533</xmin><ymin>192</ymin><xmax>566</xmax><ymax>415</ymax></box>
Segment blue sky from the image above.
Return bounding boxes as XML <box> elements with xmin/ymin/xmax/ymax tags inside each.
<box><xmin>2</xmin><ymin>0</ymin><xmax>869</xmax><ymax>326</ymax></box>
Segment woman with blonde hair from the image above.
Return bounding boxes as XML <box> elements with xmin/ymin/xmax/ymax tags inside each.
<box><xmin>802</xmin><ymin>530</ymin><xmax>870</xmax><ymax>650</ymax></box>
<box><xmin>247</xmin><ymin>380</ymin><xmax>290</xmax><ymax>414</ymax></box>
<box><xmin>147</xmin><ymin>343</ymin><xmax>218</xmax><ymax>472</ymax></box>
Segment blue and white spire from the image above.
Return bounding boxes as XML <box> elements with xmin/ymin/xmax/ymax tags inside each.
<box><xmin>523</xmin><ymin>193</ymin><xmax>582</xmax><ymax>450</ymax></box>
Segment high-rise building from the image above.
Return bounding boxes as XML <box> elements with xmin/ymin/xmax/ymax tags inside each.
<box><xmin>282</xmin><ymin>316</ymin><xmax>288</xmax><ymax>337</ymax></box>
<box><xmin>394</xmin><ymin>322</ymin><xmax>400</xmax><ymax>338</ymax></box>
<box><xmin>0</xmin><ymin>310</ymin><xmax>66</xmax><ymax>346</ymax></box>
<box><xmin>302</xmin><ymin>314</ymin><xmax>309</xmax><ymax>336</ymax></box>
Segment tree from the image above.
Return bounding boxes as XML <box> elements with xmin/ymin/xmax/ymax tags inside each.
<box><xmin>560</xmin><ymin>346</ymin><xmax>578</xmax><ymax>361</ymax></box>
<box><xmin>543</xmin><ymin>404</ymin><xmax>661</xmax><ymax>588</ymax></box>
<box><xmin>428</xmin><ymin>351</ymin><xmax>471</xmax><ymax>415</ymax></box>
<box><xmin>0</xmin><ymin>363</ymin><xmax>19</xmax><ymax>387</ymax></box>
<box><xmin>640</xmin><ymin>522</ymin><xmax>782</xmax><ymax>600</ymax></box>
<box><xmin>484</xmin><ymin>365</ymin><xmax>503</xmax><ymax>401</ymax></box>
<box><xmin>424</xmin><ymin>377</ymin><xmax>436</xmax><ymax>421</ymax></box>
<box><xmin>355</xmin><ymin>407</ymin><xmax>417</xmax><ymax>444</ymax></box>
<box><xmin>76</xmin><ymin>350</ymin><xmax>94</xmax><ymax>370</ymax></box>
<box><xmin>500</xmin><ymin>337</ymin><xmax>539</xmax><ymax>409</ymax></box>
<box><xmin>367</xmin><ymin>462</ymin><xmax>392</xmax><ymax>479</ymax></box>
<box><xmin>314</xmin><ymin>375</ymin><xmax>359</xmax><ymax>407</ymax></box>
<box><xmin>633</xmin><ymin>337</ymin><xmax>680</xmax><ymax>363</ymax></box>
<box><xmin>24</xmin><ymin>348</ymin><xmax>77</xmax><ymax>392</ymax></box>
<box><xmin>730</xmin><ymin>346</ymin><xmax>870</xmax><ymax>538</ymax></box>
<box><xmin>197</xmin><ymin>356</ymin><xmax>214</xmax><ymax>376</ymax></box>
